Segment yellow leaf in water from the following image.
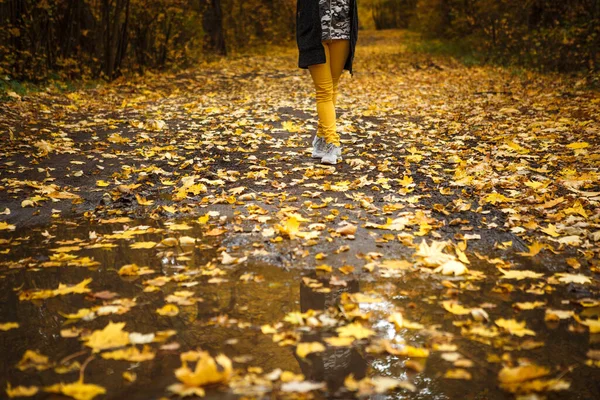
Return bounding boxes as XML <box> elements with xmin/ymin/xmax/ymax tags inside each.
<box><xmin>172</xmin><ymin>350</ymin><xmax>232</xmax><ymax>387</ymax></box>
<box><xmin>96</xmin><ymin>180</ymin><xmax>110</xmax><ymax>187</ymax></box>
<box><xmin>58</xmin><ymin>308</ymin><xmax>92</xmax><ymax>320</ymax></box>
<box><xmin>168</xmin><ymin>223</ymin><xmax>192</xmax><ymax>231</ymax></box>
<box><xmin>544</xmin><ymin>309</ymin><xmax>574</xmax><ymax>321</ymax></box>
<box><xmin>554</xmin><ymin>273</ymin><xmax>591</xmax><ymax>285</ymax></box>
<box><xmin>336</xmin><ymin>322</ymin><xmax>375</xmax><ymax>339</ymax></box>
<box><xmin>101</xmin><ymin>345</ymin><xmax>155</xmax><ymax>362</ymax></box>
<box><xmin>495</xmin><ymin>318</ymin><xmax>536</xmax><ymax>337</ymax></box>
<box><xmin>414</xmin><ymin>240</ymin><xmax>455</xmax><ymax>267</ymax></box>
<box><xmin>379</xmin><ymin>259</ymin><xmax>412</xmax><ymax>270</ymax></box>
<box><xmin>316</xmin><ymin>264</ymin><xmax>332</xmax><ymax>272</ymax></box>
<box><xmin>85</xmin><ymin>321</ymin><xmax>130</xmax><ymax>352</ymax></box>
<box><xmin>442</xmin><ymin>301</ymin><xmax>471</xmax><ymax>315</ymax></box>
<box><xmin>19</xmin><ymin>278</ymin><xmax>92</xmax><ymax>301</ymax></box>
<box><xmin>574</xmin><ymin>315</ymin><xmax>600</xmax><ymax>333</ymax></box>
<box><xmin>118</xmin><ymin>264</ymin><xmax>155</xmax><ymax>276</ymax></box>
<box><xmin>130</xmin><ymin>241</ymin><xmax>156</xmax><ymax>249</ymax></box>
<box><xmin>323</xmin><ymin>336</ymin><xmax>355</xmax><ymax>347</ymax></box>
<box><xmin>514</xmin><ymin>301</ymin><xmax>546</xmax><ymax>311</ymax></box>
<box><xmin>0</xmin><ymin>322</ymin><xmax>19</xmax><ymax>331</ymax></box>
<box><xmin>6</xmin><ymin>383</ymin><xmax>39</xmax><ymax>397</ymax></box>
<box><xmin>156</xmin><ymin>304</ymin><xmax>179</xmax><ymax>317</ymax></box>
<box><xmin>499</xmin><ymin>268</ymin><xmax>544</xmax><ymax>280</ymax></box>
<box><xmin>122</xmin><ymin>371</ymin><xmax>137</xmax><ymax>382</ymax></box>
<box><xmin>498</xmin><ymin>364</ymin><xmax>550</xmax><ymax>384</ymax></box>
<box><xmin>296</xmin><ymin>342</ymin><xmax>326</xmax><ymax>358</ymax></box>
<box><xmin>444</xmin><ymin>368</ymin><xmax>472</xmax><ymax>380</ymax></box>
<box><xmin>389</xmin><ymin>312</ymin><xmax>404</xmax><ymax>329</ymax></box>
<box><xmin>44</xmin><ymin>380</ymin><xmax>106</xmax><ymax>400</ymax></box>
<box><xmin>433</xmin><ymin>260</ymin><xmax>468</xmax><ymax>276</ymax></box>
<box><xmin>17</xmin><ymin>350</ymin><xmax>51</xmax><ymax>371</ymax></box>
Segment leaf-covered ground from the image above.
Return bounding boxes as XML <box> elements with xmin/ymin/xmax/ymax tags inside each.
<box><xmin>1</xmin><ymin>30</ymin><xmax>599</xmax><ymax>400</ymax></box>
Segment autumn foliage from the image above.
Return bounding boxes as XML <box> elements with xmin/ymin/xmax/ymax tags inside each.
<box><xmin>0</xmin><ymin>0</ymin><xmax>295</xmax><ymax>81</ymax></box>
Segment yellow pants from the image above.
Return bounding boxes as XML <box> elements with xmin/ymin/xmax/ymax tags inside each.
<box><xmin>308</xmin><ymin>39</ymin><xmax>350</xmax><ymax>147</ymax></box>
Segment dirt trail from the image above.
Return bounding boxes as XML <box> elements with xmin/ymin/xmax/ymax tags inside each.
<box><xmin>0</xmin><ymin>30</ymin><xmax>599</xmax><ymax>399</ymax></box>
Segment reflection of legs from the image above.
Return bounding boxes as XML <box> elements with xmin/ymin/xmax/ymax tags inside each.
<box><xmin>329</xmin><ymin>39</ymin><xmax>350</xmax><ymax>109</ymax></box>
<box><xmin>308</xmin><ymin>43</ymin><xmax>337</xmax><ymax>145</ymax></box>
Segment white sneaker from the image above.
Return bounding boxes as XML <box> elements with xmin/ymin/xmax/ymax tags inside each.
<box><xmin>312</xmin><ymin>135</ymin><xmax>327</xmax><ymax>158</ymax></box>
<box><xmin>321</xmin><ymin>143</ymin><xmax>342</xmax><ymax>165</ymax></box>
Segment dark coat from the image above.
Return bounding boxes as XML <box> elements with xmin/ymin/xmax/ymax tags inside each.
<box><xmin>296</xmin><ymin>0</ymin><xmax>358</xmax><ymax>77</ymax></box>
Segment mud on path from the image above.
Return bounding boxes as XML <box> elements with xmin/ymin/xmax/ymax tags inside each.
<box><xmin>0</xmin><ymin>30</ymin><xmax>599</xmax><ymax>399</ymax></box>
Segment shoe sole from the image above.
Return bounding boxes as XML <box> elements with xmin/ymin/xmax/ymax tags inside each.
<box><xmin>320</xmin><ymin>157</ymin><xmax>340</xmax><ymax>165</ymax></box>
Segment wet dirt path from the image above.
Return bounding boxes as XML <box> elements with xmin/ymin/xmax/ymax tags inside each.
<box><xmin>1</xmin><ymin>30</ymin><xmax>599</xmax><ymax>399</ymax></box>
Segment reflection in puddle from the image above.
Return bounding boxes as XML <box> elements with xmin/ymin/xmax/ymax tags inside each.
<box><xmin>0</xmin><ymin>217</ymin><xmax>598</xmax><ymax>399</ymax></box>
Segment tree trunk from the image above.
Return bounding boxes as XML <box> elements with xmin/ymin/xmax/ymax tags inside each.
<box><xmin>199</xmin><ymin>0</ymin><xmax>226</xmax><ymax>56</ymax></box>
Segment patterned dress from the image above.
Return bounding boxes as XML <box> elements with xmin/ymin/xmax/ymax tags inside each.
<box><xmin>319</xmin><ymin>0</ymin><xmax>351</xmax><ymax>41</ymax></box>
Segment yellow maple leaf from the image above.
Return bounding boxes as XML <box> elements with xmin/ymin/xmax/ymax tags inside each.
<box><xmin>172</xmin><ymin>350</ymin><xmax>232</xmax><ymax>388</ymax></box>
<box><xmin>276</xmin><ymin>215</ymin><xmax>300</xmax><ymax>239</ymax></box>
<box><xmin>323</xmin><ymin>336</ymin><xmax>355</xmax><ymax>347</ymax></box>
<box><xmin>44</xmin><ymin>380</ymin><xmax>106</xmax><ymax>400</ymax></box>
<box><xmin>499</xmin><ymin>268</ymin><xmax>544</xmax><ymax>280</ymax></box>
<box><xmin>84</xmin><ymin>321</ymin><xmax>130</xmax><ymax>353</ymax></box>
<box><xmin>156</xmin><ymin>304</ymin><xmax>179</xmax><ymax>317</ymax></box>
<box><xmin>6</xmin><ymin>383</ymin><xmax>39</xmax><ymax>398</ymax></box>
<box><xmin>122</xmin><ymin>371</ymin><xmax>137</xmax><ymax>382</ymax></box>
<box><xmin>296</xmin><ymin>342</ymin><xmax>326</xmax><ymax>358</ymax></box>
<box><xmin>514</xmin><ymin>301</ymin><xmax>546</xmax><ymax>311</ymax></box>
<box><xmin>336</xmin><ymin>322</ymin><xmax>375</xmax><ymax>339</ymax></box>
<box><xmin>0</xmin><ymin>221</ymin><xmax>16</xmax><ymax>231</ymax></box>
<box><xmin>442</xmin><ymin>301</ymin><xmax>471</xmax><ymax>315</ymax></box>
<box><xmin>483</xmin><ymin>192</ymin><xmax>515</xmax><ymax>204</ymax></box>
<box><xmin>540</xmin><ymin>224</ymin><xmax>560</xmax><ymax>237</ymax></box>
<box><xmin>118</xmin><ymin>264</ymin><xmax>155</xmax><ymax>276</ymax></box>
<box><xmin>574</xmin><ymin>315</ymin><xmax>600</xmax><ymax>333</ymax></box>
<box><xmin>17</xmin><ymin>350</ymin><xmax>51</xmax><ymax>371</ymax></box>
<box><xmin>388</xmin><ymin>312</ymin><xmax>404</xmax><ymax>330</ymax></box>
<box><xmin>444</xmin><ymin>368</ymin><xmax>472</xmax><ymax>380</ymax></box>
<box><xmin>414</xmin><ymin>240</ymin><xmax>455</xmax><ymax>267</ymax></box>
<box><xmin>0</xmin><ymin>322</ymin><xmax>19</xmax><ymax>331</ymax></box>
<box><xmin>498</xmin><ymin>364</ymin><xmax>550</xmax><ymax>384</ymax></box>
<box><xmin>554</xmin><ymin>273</ymin><xmax>591</xmax><ymax>284</ymax></box>
<box><xmin>433</xmin><ymin>260</ymin><xmax>468</xmax><ymax>276</ymax></box>
<box><xmin>135</xmin><ymin>194</ymin><xmax>154</xmax><ymax>206</ymax></box>
<box><xmin>130</xmin><ymin>241</ymin><xmax>157</xmax><ymax>249</ymax></box>
<box><xmin>282</xmin><ymin>120</ymin><xmax>301</xmax><ymax>133</ymax></box>
<box><xmin>19</xmin><ymin>278</ymin><xmax>92</xmax><ymax>301</ymax></box>
<box><xmin>565</xmin><ymin>142</ymin><xmax>589</xmax><ymax>150</ymax></box>
<box><xmin>101</xmin><ymin>345</ymin><xmax>155</xmax><ymax>362</ymax></box>
<box><xmin>495</xmin><ymin>318</ymin><xmax>536</xmax><ymax>337</ymax></box>
<box><xmin>516</xmin><ymin>242</ymin><xmax>546</xmax><ymax>257</ymax></box>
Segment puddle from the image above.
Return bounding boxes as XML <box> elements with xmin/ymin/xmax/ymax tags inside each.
<box><xmin>0</xmin><ymin>217</ymin><xmax>598</xmax><ymax>399</ymax></box>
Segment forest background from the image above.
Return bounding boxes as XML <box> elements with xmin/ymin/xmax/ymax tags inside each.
<box><xmin>1</xmin><ymin>0</ymin><xmax>599</xmax><ymax>85</ymax></box>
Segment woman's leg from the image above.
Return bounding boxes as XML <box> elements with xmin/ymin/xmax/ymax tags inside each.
<box><xmin>308</xmin><ymin>42</ymin><xmax>336</xmax><ymax>144</ymax></box>
<box><xmin>328</xmin><ymin>39</ymin><xmax>350</xmax><ymax>109</ymax></box>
